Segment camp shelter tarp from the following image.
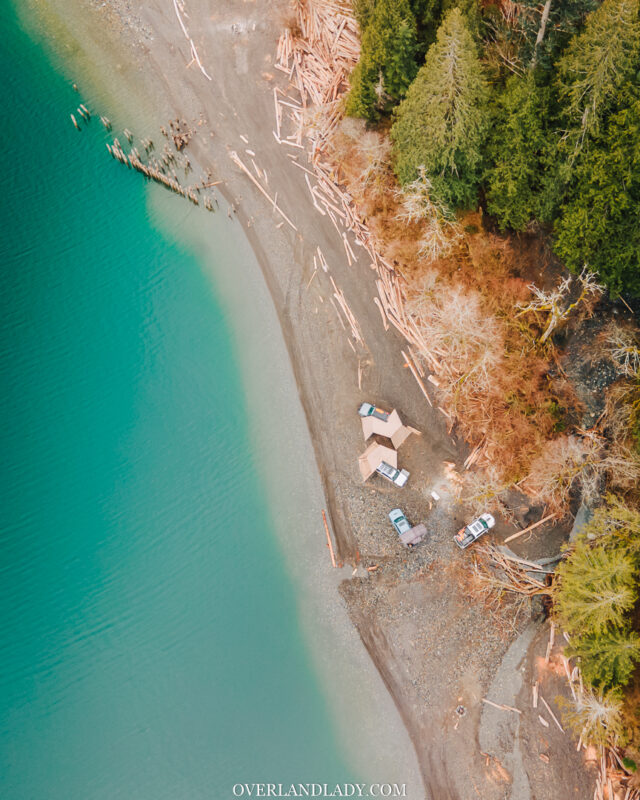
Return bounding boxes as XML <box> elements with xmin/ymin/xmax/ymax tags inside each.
<box><xmin>358</xmin><ymin>441</ymin><xmax>397</xmax><ymax>482</ymax></box>
<box><xmin>361</xmin><ymin>409</ymin><xmax>420</xmax><ymax>450</ymax></box>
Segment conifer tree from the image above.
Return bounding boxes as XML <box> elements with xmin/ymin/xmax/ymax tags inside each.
<box><xmin>574</xmin><ymin>495</ymin><xmax>640</xmax><ymax>553</ymax></box>
<box><xmin>553</xmin><ymin>540</ymin><xmax>638</xmax><ymax>636</ymax></box>
<box><xmin>409</xmin><ymin>0</ymin><xmax>477</xmax><ymax>51</ymax></box>
<box><xmin>353</xmin><ymin>0</ymin><xmax>375</xmax><ymax>31</ymax></box>
<box><xmin>554</xmin><ymin>88</ymin><xmax>640</xmax><ymax>296</ymax></box>
<box><xmin>390</xmin><ymin>7</ymin><xmax>489</xmax><ymax>208</ymax></box>
<box><xmin>409</xmin><ymin>0</ymin><xmax>440</xmax><ymax>25</ymax></box>
<box><xmin>485</xmin><ymin>73</ymin><xmax>554</xmax><ymax>230</ymax></box>
<box><xmin>346</xmin><ymin>0</ymin><xmax>418</xmax><ymax>120</ymax></box>
<box><xmin>556</xmin><ymin>0</ymin><xmax>640</xmax><ymax>157</ymax></box>
<box><xmin>484</xmin><ymin>0</ymin><xmax>597</xmax><ymax>74</ymax></box>
<box><xmin>571</xmin><ymin>628</ymin><xmax>640</xmax><ymax>689</ymax></box>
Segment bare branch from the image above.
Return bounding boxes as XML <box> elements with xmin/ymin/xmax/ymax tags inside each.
<box><xmin>517</xmin><ymin>266</ymin><xmax>604</xmax><ymax>344</ymax></box>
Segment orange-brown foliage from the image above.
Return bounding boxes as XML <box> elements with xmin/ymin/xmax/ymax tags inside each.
<box><xmin>324</xmin><ymin>118</ymin><xmax>579</xmax><ymax>486</ymax></box>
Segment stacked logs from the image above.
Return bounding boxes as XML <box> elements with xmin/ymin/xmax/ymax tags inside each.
<box><xmin>273</xmin><ymin>0</ymin><xmax>444</xmax><ymax>404</ymax></box>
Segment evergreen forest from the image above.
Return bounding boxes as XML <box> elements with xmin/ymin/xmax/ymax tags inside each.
<box><xmin>347</xmin><ymin>0</ymin><xmax>640</xmax><ymax>296</ymax></box>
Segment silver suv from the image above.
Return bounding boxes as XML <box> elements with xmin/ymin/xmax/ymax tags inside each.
<box><xmin>376</xmin><ymin>461</ymin><xmax>409</xmax><ymax>487</ymax></box>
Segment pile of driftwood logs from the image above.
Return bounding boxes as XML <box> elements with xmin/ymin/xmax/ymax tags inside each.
<box><xmin>472</xmin><ymin>542</ymin><xmax>552</xmax><ymax>596</ymax></box>
<box><xmin>273</xmin><ymin>0</ymin><xmax>454</xmax><ymax>407</ymax></box>
<box><xmin>274</xmin><ymin>0</ymin><xmax>525</xmax><ymax>460</ymax></box>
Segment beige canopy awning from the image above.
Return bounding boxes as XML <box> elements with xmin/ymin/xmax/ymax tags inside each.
<box><xmin>361</xmin><ymin>409</ymin><xmax>420</xmax><ymax>450</ymax></box>
<box><xmin>358</xmin><ymin>441</ymin><xmax>397</xmax><ymax>482</ymax></box>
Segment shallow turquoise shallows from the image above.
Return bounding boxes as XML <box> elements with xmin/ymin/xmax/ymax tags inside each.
<box><xmin>0</xmin><ymin>5</ymin><xmax>356</xmax><ymax>797</ymax></box>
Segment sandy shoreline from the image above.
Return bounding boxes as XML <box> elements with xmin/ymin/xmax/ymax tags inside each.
<box><xmin>24</xmin><ymin>1</ymin><xmax>598</xmax><ymax>797</ymax></box>
<box><xmin>21</xmin><ymin>0</ymin><xmax>426</xmax><ymax>791</ymax></box>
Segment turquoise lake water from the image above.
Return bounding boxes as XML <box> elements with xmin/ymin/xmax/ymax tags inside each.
<box><xmin>0</xmin><ymin>4</ymin><xmax>358</xmax><ymax>797</ymax></box>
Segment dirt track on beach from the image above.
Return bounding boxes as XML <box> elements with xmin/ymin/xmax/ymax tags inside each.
<box><xmin>37</xmin><ymin>1</ymin><xmax>599</xmax><ymax>796</ymax></box>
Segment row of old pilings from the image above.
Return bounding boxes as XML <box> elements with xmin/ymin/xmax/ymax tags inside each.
<box><xmin>106</xmin><ymin>139</ymin><xmax>203</xmax><ymax>206</ymax></box>
<box><xmin>68</xmin><ymin>88</ymin><xmax>217</xmax><ymax>212</ymax></box>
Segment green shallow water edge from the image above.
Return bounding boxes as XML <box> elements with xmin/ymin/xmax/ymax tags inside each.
<box><xmin>0</xmin><ymin>3</ymin><xmax>360</xmax><ymax>797</ymax></box>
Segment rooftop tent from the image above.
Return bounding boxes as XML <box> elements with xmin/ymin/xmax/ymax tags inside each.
<box><xmin>358</xmin><ymin>441</ymin><xmax>397</xmax><ymax>481</ymax></box>
<box><xmin>399</xmin><ymin>524</ymin><xmax>427</xmax><ymax>547</ymax></box>
<box><xmin>361</xmin><ymin>409</ymin><xmax>420</xmax><ymax>450</ymax></box>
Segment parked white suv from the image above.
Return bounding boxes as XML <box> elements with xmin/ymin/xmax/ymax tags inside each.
<box><xmin>376</xmin><ymin>461</ymin><xmax>409</xmax><ymax>487</ymax></box>
<box><xmin>388</xmin><ymin>508</ymin><xmax>412</xmax><ymax>536</ymax></box>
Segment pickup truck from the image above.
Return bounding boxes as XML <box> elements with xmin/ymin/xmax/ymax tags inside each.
<box><xmin>358</xmin><ymin>402</ymin><xmax>390</xmax><ymax>422</ymax></box>
<box><xmin>454</xmin><ymin>513</ymin><xmax>495</xmax><ymax>549</ymax></box>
